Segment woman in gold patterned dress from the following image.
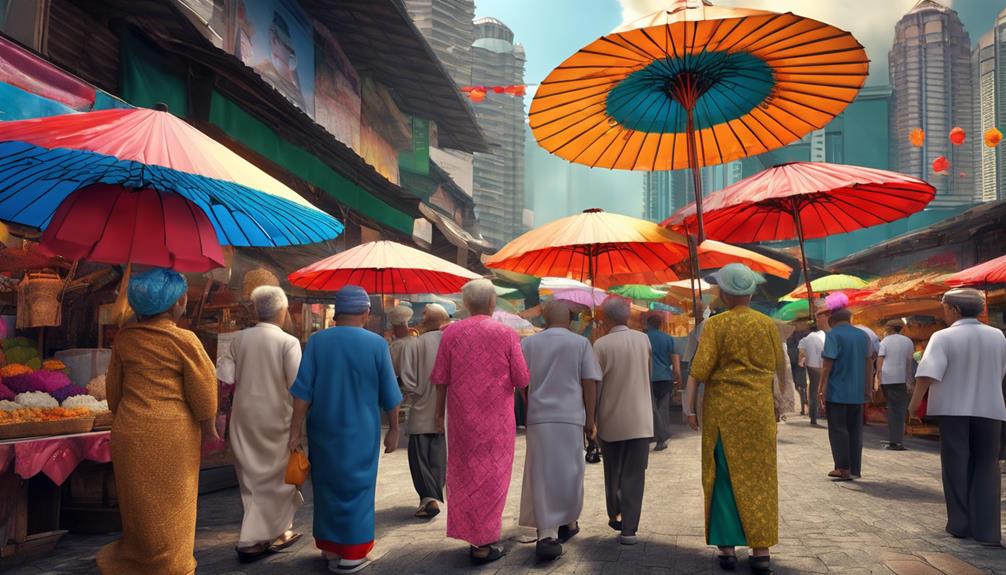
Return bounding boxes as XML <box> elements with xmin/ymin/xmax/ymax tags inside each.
<box><xmin>96</xmin><ymin>269</ymin><xmax>218</xmax><ymax>575</ymax></box>
<box><xmin>684</xmin><ymin>264</ymin><xmax>786</xmax><ymax>575</ymax></box>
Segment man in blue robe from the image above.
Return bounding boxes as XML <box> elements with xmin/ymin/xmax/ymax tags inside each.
<box><xmin>289</xmin><ymin>285</ymin><xmax>402</xmax><ymax>574</ymax></box>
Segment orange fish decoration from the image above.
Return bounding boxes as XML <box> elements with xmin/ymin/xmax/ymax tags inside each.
<box><xmin>984</xmin><ymin>128</ymin><xmax>1003</xmax><ymax>148</ymax></box>
<box><xmin>909</xmin><ymin>128</ymin><xmax>925</xmax><ymax>147</ymax></box>
<box><xmin>932</xmin><ymin>156</ymin><xmax>950</xmax><ymax>174</ymax></box>
<box><xmin>949</xmin><ymin>127</ymin><xmax>966</xmax><ymax>145</ymax></box>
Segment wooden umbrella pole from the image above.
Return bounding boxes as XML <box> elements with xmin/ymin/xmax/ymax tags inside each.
<box><xmin>687</xmin><ymin>234</ymin><xmax>700</xmax><ymax>322</ymax></box>
<box><xmin>685</xmin><ymin>104</ymin><xmax>706</xmax><ymax>244</ymax></box>
<box><xmin>792</xmin><ymin>203</ymin><xmax>817</xmax><ymax>326</ymax></box>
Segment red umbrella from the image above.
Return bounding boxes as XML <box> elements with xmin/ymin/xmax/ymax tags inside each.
<box><xmin>288</xmin><ymin>240</ymin><xmax>481</xmax><ymax>294</ymax></box>
<box><xmin>667</xmin><ymin>162</ymin><xmax>935</xmax><ymax>318</ymax></box>
<box><xmin>39</xmin><ymin>184</ymin><xmax>225</xmax><ymax>272</ymax></box>
<box><xmin>944</xmin><ymin>255</ymin><xmax>1006</xmax><ymax>287</ymax></box>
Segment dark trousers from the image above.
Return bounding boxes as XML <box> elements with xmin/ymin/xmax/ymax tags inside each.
<box><xmin>600</xmin><ymin>437</ymin><xmax>649</xmax><ymax>535</ymax></box>
<box><xmin>938</xmin><ymin>416</ymin><xmax>1003</xmax><ymax>544</ymax></box>
<box><xmin>792</xmin><ymin>364</ymin><xmax>808</xmax><ymax>411</ymax></box>
<box><xmin>651</xmin><ymin>380</ymin><xmax>673</xmax><ymax>443</ymax></box>
<box><xmin>882</xmin><ymin>384</ymin><xmax>909</xmax><ymax>445</ymax></box>
<box><xmin>826</xmin><ymin>402</ymin><xmax>864</xmax><ymax>475</ymax></box>
<box><xmin>408</xmin><ymin>433</ymin><xmax>446</xmax><ymax>504</ymax></box>
<box><xmin>807</xmin><ymin>368</ymin><xmax>822</xmax><ymax>424</ymax></box>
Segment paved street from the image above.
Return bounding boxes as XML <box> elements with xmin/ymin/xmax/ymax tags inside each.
<box><xmin>9</xmin><ymin>415</ymin><xmax>1006</xmax><ymax>575</ymax></box>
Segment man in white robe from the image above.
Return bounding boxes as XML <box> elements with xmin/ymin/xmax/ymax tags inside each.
<box><xmin>388</xmin><ymin>305</ymin><xmax>416</xmax><ymax>383</ymax></box>
<box><xmin>519</xmin><ymin>301</ymin><xmax>602</xmax><ymax>560</ymax></box>
<box><xmin>229</xmin><ymin>286</ymin><xmax>304</xmax><ymax>562</ymax></box>
<box><xmin>398</xmin><ymin>304</ymin><xmax>449</xmax><ymax>518</ymax></box>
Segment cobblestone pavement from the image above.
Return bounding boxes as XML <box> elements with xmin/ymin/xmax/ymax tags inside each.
<box><xmin>8</xmin><ymin>415</ymin><xmax>1006</xmax><ymax>575</ymax></box>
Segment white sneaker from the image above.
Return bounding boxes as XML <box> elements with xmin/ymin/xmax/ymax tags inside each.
<box><xmin>620</xmin><ymin>534</ymin><xmax>638</xmax><ymax>546</ymax></box>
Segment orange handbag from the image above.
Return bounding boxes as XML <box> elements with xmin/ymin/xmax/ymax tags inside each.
<box><xmin>284</xmin><ymin>449</ymin><xmax>310</xmax><ymax>486</ymax></box>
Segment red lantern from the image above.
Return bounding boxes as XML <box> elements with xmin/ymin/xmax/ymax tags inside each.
<box><xmin>949</xmin><ymin>127</ymin><xmax>966</xmax><ymax>145</ymax></box>
<box><xmin>909</xmin><ymin>128</ymin><xmax>924</xmax><ymax>148</ymax></box>
<box><xmin>468</xmin><ymin>89</ymin><xmax>486</xmax><ymax>103</ymax></box>
<box><xmin>932</xmin><ymin>156</ymin><xmax>950</xmax><ymax>174</ymax></box>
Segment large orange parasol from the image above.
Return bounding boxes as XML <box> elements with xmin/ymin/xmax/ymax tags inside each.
<box><xmin>484</xmin><ymin>209</ymin><xmax>690</xmax><ymax>289</ymax></box>
<box><xmin>530</xmin><ymin>0</ymin><xmax>868</xmax><ymax>242</ymax></box>
<box><xmin>289</xmin><ymin>240</ymin><xmax>481</xmax><ymax>294</ymax></box>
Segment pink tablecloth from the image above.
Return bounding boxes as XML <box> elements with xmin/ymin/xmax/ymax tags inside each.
<box><xmin>0</xmin><ymin>432</ymin><xmax>111</xmax><ymax>485</ymax></box>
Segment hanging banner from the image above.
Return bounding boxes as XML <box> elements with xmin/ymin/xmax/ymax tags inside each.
<box><xmin>398</xmin><ymin>117</ymin><xmax>430</xmax><ymax>176</ymax></box>
<box><xmin>234</xmin><ymin>0</ymin><xmax>315</xmax><ymax>116</ymax></box>
<box><xmin>315</xmin><ymin>26</ymin><xmax>361</xmax><ymax>152</ymax></box>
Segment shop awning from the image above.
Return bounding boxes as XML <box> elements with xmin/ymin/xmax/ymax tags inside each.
<box><xmin>419</xmin><ymin>203</ymin><xmax>493</xmax><ymax>254</ymax></box>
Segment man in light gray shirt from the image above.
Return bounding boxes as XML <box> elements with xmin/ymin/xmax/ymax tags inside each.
<box><xmin>519</xmin><ymin>301</ymin><xmax>601</xmax><ymax>560</ymax></box>
<box><xmin>876</xmin><ymin>320</ymin><xmax>915</xmax><ymax>450</ymax></box>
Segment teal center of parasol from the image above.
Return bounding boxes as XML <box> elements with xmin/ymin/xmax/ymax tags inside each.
<box><xmin>605</xmin><ymin>51</ymin><xmax>775</xmax><ymax>134</ymax></box>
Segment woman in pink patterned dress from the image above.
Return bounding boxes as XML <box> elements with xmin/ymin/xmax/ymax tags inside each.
<box><xmin>431</xmin><ymin>279</ymin><xmax>530</xmax><ymax>564</ymax></box>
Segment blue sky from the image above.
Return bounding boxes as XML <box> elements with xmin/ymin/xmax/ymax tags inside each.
<box><xmin>473</xmin><ymin>0</ymin><xmax>1006</xmax><ymax>224</ymax></box>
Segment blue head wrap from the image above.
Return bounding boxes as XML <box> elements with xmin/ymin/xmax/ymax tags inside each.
<box><xmin>128</xmin><ymin>268</ymin><xmax>188</xmax><ymax>317</ymax></box>
<box><xmin>335</xmin><ymin>285</ymin><xmax>371</xmax><ymax>314</ymax></box>
<box><xmin>708</xmin><ymin>263</ymin><xmax>765</xmax><ymax>296</ymax></box>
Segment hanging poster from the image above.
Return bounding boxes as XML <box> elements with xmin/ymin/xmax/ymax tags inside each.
<box><xmin>234</xmin><ymin>0</ymin><xmax>315</xmax><ymax>116</ymax></box>
<box><xmin>315</xmin><ymin>27</ymin><xmax>361</xmax><ymax>152</ymax></box>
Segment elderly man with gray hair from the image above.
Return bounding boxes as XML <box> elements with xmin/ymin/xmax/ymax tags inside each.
<box><xmin>910</xmin><ymin>288</ymin><xmax>1006</xmax><ymax>547</ymax></box>
<box><xmin>398</xmin><ymin>303</ymin><xmax>450</xmax><ymax>519</ymax></box>
<box><xmin>593</xmin><ymin>295</ymin><xmax>653</xmax><ymax>546</ymax></box>
<box><xmin>229</xmin><ymin>285</ymin><xmax>304</xmax><ymax>562</ymax></box>
<box><xmin>431</xmin><ymin>279</ymin><xmax>529</xmax><ymax>564</ymax></box>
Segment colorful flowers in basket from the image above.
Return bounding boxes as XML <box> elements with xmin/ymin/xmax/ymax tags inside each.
<box><xmin>0</xmin><ymin>400</ymin><xmax>20</xmax><ymax>412</ymax></box>
<box><xmin>5</xmin><ymin>369</ymin><xmax>72</xmax><ymax>394</ymax></box>
<box><xmin>13</xmin><ymin>391</ymin><xmax>58</xmax><ymax>409</ymax></box>
<box><xmin>51</xmin><ymin>384</ymin><xmax>87</xmax><ymax>403</ymax></box>
<box><xmin>0</xmin><ymin>363</ymin><xmax>32</xmax><ymax>378</ymax></box>
<box><xmin>0</xmin><ymin>406</ymin><xmax>91</xmax><ymax>423</ymax></box>
<box><xmin>62</xmin><ymin>395</ymin><xmax>108</xmax><ymax>413</ymax></box>
<box><xmin>42</xmin><ymin>359</ymin><xmax>68</xmax><ymax>373</ymax></box>
<box><xmin>0</xmin><ymin>382</ymin><xmax>13</xmax><ymax>401</ymax></box>
<box><xmin>86</xmin><ymin>375</ymin><xmax>106</xmax><ymax>401</ymax></box>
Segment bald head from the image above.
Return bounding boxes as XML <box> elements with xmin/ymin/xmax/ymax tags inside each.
<box><xmin>422</xmin><ymin>303</ymin><xmax>450</xmax><ymax>330</ymax></box>
<box><xmin>543</xmin><ymin>300</ymin><xmax>572</xmax><ymax>329</ymax></box>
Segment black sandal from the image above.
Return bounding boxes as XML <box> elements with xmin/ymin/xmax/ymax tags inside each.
<box><xmin>269</xmin><ymin>531</ymin><xmax>302</xmax><ymax>552</ymax></box>
<box><xmin>750</xmin><ymin>555</ymin><xmax>772</xmax><ymax>575</ymax></box>
<box><xmin>236</xmin><ymin>544</ymin><xmax>274</xmax><ymax>564</ymax></box>
<box><xmin>558</xmin><ymin>523</ymin><xmax>580</xmax><ymax>542</ymax></box>
<box><xmin>717</xmin><ymin>547</ymin><xmax>737</xmax><ymax>571</ymax></box>
<box><xmin>608</xmin><ymin>519</ymin><xmax>623</xmax><ymax>532</ymax></box>
<box><xmin>469</xmin><ymin>544</ymin><xmax>506</xmax><ymax>565</ymax></box>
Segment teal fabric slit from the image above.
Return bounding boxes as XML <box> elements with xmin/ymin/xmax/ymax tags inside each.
<box><xmin>708</xmin><ymin>435</ymin><xmax>747</xmax><ymax>547</ymax></box>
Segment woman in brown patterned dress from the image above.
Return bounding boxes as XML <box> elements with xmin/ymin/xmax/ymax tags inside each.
<box><xmin>97</xmin><ymin>269</ymin><xmax>217</xmax><ymax>575</ymax></box>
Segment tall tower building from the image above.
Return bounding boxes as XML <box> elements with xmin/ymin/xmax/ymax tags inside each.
<box><xmin>642</xmin><ymin>163</ymin><xmax>742</xmax><ymax>223</ymax></box>
<box><xmin>976</xmin><ymin>31</ymin><xmax>998</xmax><ymax>202</ymax></box>
<box><xmin>470</xmin><ymin>17</ymin><xmax>526</xmax><ymax>247</ymax></box>
<box><xmin>403</xmin><ymin>0</ymin><xmax>474</xmax><ymax>87</ymax></box>
<box><xmin>889</xmin><ymin>0</ymin><xmax>975</xmax><ymax>207</ymax></box>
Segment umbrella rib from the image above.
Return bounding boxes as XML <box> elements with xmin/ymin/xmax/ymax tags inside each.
<box><xmin>716</xmin><ymin>13</ymin><xmax>786</xmax><ymax>55</ymax></box>
<box><xmin>745</xmin><ymin>23</ymin><xmax>841</xmax><ymax>56</ymax></box>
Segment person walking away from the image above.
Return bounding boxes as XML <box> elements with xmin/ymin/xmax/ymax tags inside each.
<box><xmin>388</xmin><ymin>305</ymin><xmax>417</xmax><ymax>383</ymax></box>
<box><xmin>819</xmin><ymin>297</ymin><xmax>872</xmax><ymax>481</ymax></box>
<box><xmin>288</xmin><ymin>285</ymin><xmax>402</xmax><ymax>574</ymax></box>
<box><xmin>797</xmin><ymin>310</ymin><xmax>828</xmax><ymax>426</ymax></box>
<box><xmin>398</xmin><ymin>304</ymin><xmax>450</xmax><ymax>519</ymax></box>
<box><xmin>646</xmin><ymin>313</ymin><xmax>681</xmax><ymax>451</ymax></box>
<box><xmin>684</xmin><ymin>264</ymin><xmax>785</xmax><ymax>575</ymax></box>
<box><xmin>910</xmin><ymin>288</ymin><xmax>1006</xmax><ymax>547</ymax></box>
<box><xmin>683</xmin><ymin>303</ymin><xmax>708</xmax><ymax>425</ymax></box>
<box><xmin>230</xmin><ymin>286</ymin><xmax>303</xmax><ymax>562</ymax></box>
<box><xmin>97</xmin><ymin>269</ymin><xmax>218</xmax><ymax>575</ymax></box>
<box><xmin>519</xmin><ymin>301</ymin><xmax>602</xmax><ymax>560</ymax></box>
<box><xmin>788</xmin><ymin>326</ymin><xmax>810</xmax><ymax>415</ymax></box>
<box><xmin>876</xmin><ymin>320</ymin><xmax>915</xmax><ymax>451</ymax></box>
<box><xmin>431</xmin><ymin>279</ymin><xmax>530</xmax><ymax>564</ymax></box>
<box><xmin>593</xmin><ymin>296</ymin><xmax>653</xmax><ymax>546</ymax></box>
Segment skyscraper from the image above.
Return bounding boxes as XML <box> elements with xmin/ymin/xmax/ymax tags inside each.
<box><xmin>641</xmin><ymin>163</ymin><xmax>742</xmax><ymax>223</ymax></box>
<box><xmin>889</xmin><ymin>0</ymin><xmax>975</xmax><ymax>208</ymax></box>
<box><xmin>976</xmin><ymin>30</ymin><xmax>998</xmax><ymax>202</ymax></box>
<box><xmin>403</xmin><ymin>0</ymin><xmax>473</xmax><ymax>87</ymax></box>
<box><xmin>973</xmin><ymin>8</ymin><xmax>1006</xmax><ymax>203</ymax></box>
<box><xmin>470</xmin><ymin>17</ymin><xmax>526</xmax><ymax>247</ymax></box>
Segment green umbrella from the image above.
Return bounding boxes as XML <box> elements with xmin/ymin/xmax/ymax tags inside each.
<box><xmin>649</xmin><ymin>302</ymin><xmax>683</xmax><ymax>313</ymax></box>
<box><xmin>787</xmin><ymin>274</ymin><xmax>867</xmax><ymax>299</ymax></box>
<box><xmin>773</xmin><ymin>299</ymin><xmax>810</xmax><ymax>321</ymax></box>
<box><xmin>493</xmin><ymin>284</ymin><xmax>523</xmax><ymax>299</ymax></box>
<box><xmin>609</xmin><ymin>284</ymin><xmax>668</xmax><ymax>300</ymax></box>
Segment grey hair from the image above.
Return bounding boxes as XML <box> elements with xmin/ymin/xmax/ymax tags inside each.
<box><xmin>424</xmin><ymin>303</ymin><xmax>450</xmax><ymax>322</ymax></box>
<box><xmin>601</xmin><ymin>296</ymin><xmax>631</xmax><ymax>325</ymax></box>
<box><xmin>943</xmin><ymin>288</ymin><xmax>985</xmax><ymax>318</ymax></box>
<box><xmin>462</xmin><ymin>279</ymin><xmax>496</xmax><ymax>314</ymax></box>
<box><xmin>250</xmin><ymin>285</ymin><xmax>288</xmax><ymax>321</ymax></box>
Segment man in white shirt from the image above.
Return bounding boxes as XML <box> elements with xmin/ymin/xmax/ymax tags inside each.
<box><xmin>910</xmin><ymin>288</ymin><xmax>1006</xmax><ymax>547</ymax></box>
<box><xmin>519</xmin><ymin>301</ymin><xmax>602</xmax><ymax>560</ymax></box>
<box><xmin>876</xmin><ymin>320</ymin><xmax>915</xmax><ymax>450</ymax></box>
<box><xmin>797</xmin><ymin>307</ymin><xmax>830</xmax><ymax>426</ymax></box>
<box><xmin>593</xmin><ymin>296</ymin><xmax>653</xmax><ymax>546</ymax></box>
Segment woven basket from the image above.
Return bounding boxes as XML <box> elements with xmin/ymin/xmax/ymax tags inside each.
<box><xmin>17</xmin><ymin>271</ymin><xmax>63</xmax><ymax>328</ymax></box>
<box><xmin>0</xmin><ymin>416</ymin><xmax>95</xmax><ymax>440</ymax></box>
<box><xmin>92</xmin><ymin>411</ymin><xmax>113</xmax><ymax>431</ymax></box>
<box><xmin>242</xmin><ymin>268</ymin><xmax>280</xmax><ymax>301</ymax></box>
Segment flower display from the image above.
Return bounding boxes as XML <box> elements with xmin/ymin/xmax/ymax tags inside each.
<box><xmin>4</xmin><ymin>345</ymin><xmax>39</xmax><ymax>367</ymax></box>
<box><xmin>14</xmin><ymin>391</ymin><xmax>58</xmax><ymax>408</ymax></box>
<box><xmin>62</xmin><ymin>395</ymin><xmax>109</xmax><ymax>413</ymax></box>
<box><xmin>5</xmin><ymin>370</ymin><xmax>72</xmax><ymax>394</ymax></box>
<box><xmin>0</xmin><ymin>406</ymin><xmax>91</xmax><ymax>423</ymax></box>
<box><xmin>50</xmin><ymin>384</ymin><xmax>87</xmax><ymax>403</ymax></box>
<box><xmin>86</xmin><ymin>375</ymin><xmax>107</xmax><ymax>401</ymax></box>
<box><xmin>0</xmin><ymin>400</ymin><xmax>20</xmax><ymax>412</ymax></box>
<box><xmin>0</xmin><ymin>382</ymin><xmax>12</xmax><ymax>401</ymax></box>
<box><xmin>0</xmin><ymin>363</ymin><xmax>32</xmax><ymax>378</ymax></box>
<box><xmin>42</xmin><ymin>359</ymin><xmax>67</xmax><ymax>371</ymax></box>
